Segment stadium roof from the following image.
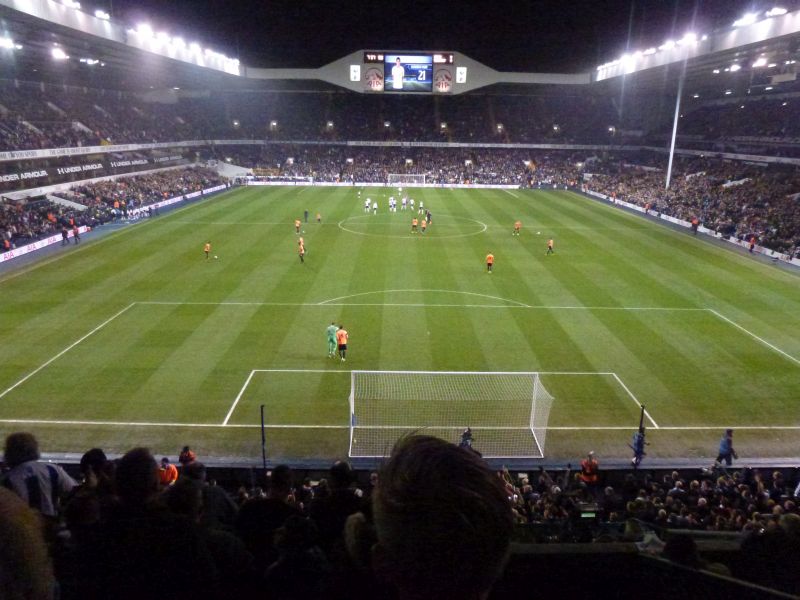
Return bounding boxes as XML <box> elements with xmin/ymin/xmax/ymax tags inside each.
<box><xmin>0</xmin><ymin>0</ymin><xmax>798</xmax><ymax>100</ymax></box>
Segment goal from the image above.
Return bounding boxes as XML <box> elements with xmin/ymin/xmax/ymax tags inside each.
<box><xmin>387</xmin><ymin>173</ymin><xmax>426</xmax><ymax>186</ymax></box>
<box><xmin>348</xmin><ymin>371</ymin><xmax>554</xmax><ymax>458</ymax></box>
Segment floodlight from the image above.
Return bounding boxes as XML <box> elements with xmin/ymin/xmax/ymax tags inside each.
<box><xmin>782</xmin><ymin>101</ymin><xmax>788</xmax><ymax>106</ymax></box>
<box><xmin>384</xmin><ymin>121</ymin><xmax>390</xmax><ymax>127</ymax></box>
<box><xmin>643</xmin><ymin>48</ymin><xmax>656</xmax><ymax>55</ymax></box>
<box><xmin>157</xmin><ymin>32</ymin><xmax>171</xmax><ymax>43</ymax></box>
<box><xmin>94</xmin><ymin>10</ymin><xmax>109</xmax><ymax>20</ymax></box>
<box><xmin>678</xmin><ymin>33</ymin><xmax>697</xmax><ymax>45</ymax></box>
<box><xmin>752</xmin><ymin>57</ymin><xmax>768</xmax><ymax>68</ymax></box>
<box><xmin>701</xmin><ymin>35</ymin><xmax>708</xmax><ymax>41</ymax></box>
<box><xmin>766</xmin><ymin>7</ymin><xmax>787</xmax><ymax>17</ymax></box>
<box><xmin>51</xmin><ymin>47</ymin><xmax>69</xmax><ymax>60</ymax></box>
<box><xmin>0</xmin><ymin>36</ymin><xmax>15</xmax><ymax>49</ymax></box>
<box><xmin>725</xmin><ymin>90</ymin><xmax>733</xmax><ymax>95</ymax></box>
<box><xmin>765</xmin><ymin>86</ymin><xmax>774</xmax><ymax>90</ymax></box>
<box><xmin>136</xmin><ymin>23</ymin><xmax>153</xmax><ymax>38</ymax></box>
<box><xmin>658</xmin><ymin>40</ymin><xmax>675</xmax><ymax>51</ymax></box>
<box><xmin>733</xmin><ymin>13</ymin><xmax>758</xmax><ymax>27</ymax></box>
<box><xmin>172</xmin><ymin>37</ymin><xmax>185</xmax><ymax>48</ymax></box>
<box><xmin>440</xmin><ymin>122</ymin><xmax>447</xmax><ymax>129</ymax></box>
<box><xmin>729</xmin><ymin>64</ymin><xmax>741</xmax><ymax>72</ymax></box>
<box><xmin>189</xmin><ymin>42</ymin><xmax>201</xmax><ymax>54</ymax></box>
<box><xmin>496</xmin><ymin>123</ymin><xmax>504</xmax><ymax>131</ymax></box>
<box><xmin>692</xmin><ymin>93</ymin><xmax>700</xmax><ymax>98</ymax></box>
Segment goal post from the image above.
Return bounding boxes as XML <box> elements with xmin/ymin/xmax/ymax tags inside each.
<box><xmin>387</xmin><ymin>173</ymin><xmax>426</xmax><ymax>186</ymax></box>
<box><xmin>348</xmin><ymin>370</ymin><xmax>554</xmax><ymax>459</ymax></box>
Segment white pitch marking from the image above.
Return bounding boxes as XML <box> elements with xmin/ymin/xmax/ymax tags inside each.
<box><xmin>3</xmin><ymin>418</ymin><xmax>800</xmax><ymax>431</ymax></box>
<box><xmin>611</xmin><ymin>373</ymin><xmax>659</xmax><ymax>429</ymax></box>
<box><xmin>316</xmin><ymin>289</ymin><xmax>530</xmax><ymax>307</ymax></box>
<box><xmin>251</xmin><ymin>369</ymin><xmax>613</xmax><ymax>375</ymax></box>
<box><xmin>0</xmin><ymin>303</ymin><xmax>136</xmax><ymax>400</ymax></box>
<box><xmin>0</xmin><ymin>418</ymin><xmax>345</xmax><ymax>429</ymax></box>
<box><xmin>136</xmin><ymin>299</ymin><xmax>705</xmax><ymax>311</ymax></box>
<box><xmin>503</xmin><ymin>190</ymin><xmax>520</xmax><ymax>198</ymax></box>
<box><xmin>222</xmin><ymin>370</ymin><xmax>256</xmax><ymax>425</ymax></box>
<box><xmin>707</xmin><ymin>309</ymin><xmax>800</xmax><ymax>367</ymax></box>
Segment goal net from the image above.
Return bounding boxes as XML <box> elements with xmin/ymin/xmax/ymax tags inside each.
<box><xmin>348</xmin><ymin>371</ymin><xmax>554</xmax><ymax>458</ymax></box>
<box><xmin>387</xmin><ymin>173</ymin><xmax>425</xmax><ymax>186</ymax></box>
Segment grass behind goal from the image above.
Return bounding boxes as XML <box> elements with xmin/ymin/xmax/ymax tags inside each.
<box><xmin>0</xmin><ymin>185</ymin><xmax>798</xmax><ymax>463</ymax></box>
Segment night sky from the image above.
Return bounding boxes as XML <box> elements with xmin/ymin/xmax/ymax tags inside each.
<box><xmin>109</xmin><ymin>0</ymin><xmax>778</xmax><ymax>71</ymax></box>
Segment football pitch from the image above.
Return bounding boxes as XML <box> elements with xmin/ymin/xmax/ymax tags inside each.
<box><xmin>1</xmin><ymin>185</ymin><xmax>799</xmax><ymax>465</ymax></box>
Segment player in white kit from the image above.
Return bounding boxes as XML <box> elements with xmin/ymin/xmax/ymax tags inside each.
<box><xmin>401</xmin><ymin>197</ymin><xmax>407</xmax><ymax>210</ymax></box>
<box><xmin>372</xmin><ymin>200</ymin><xmax>378</xmax><ymax>214</ymax></box>
<box><xmin>365</xmin><ymin>198</ymin><xmax>371</xmax><ymax>212</ymax></box>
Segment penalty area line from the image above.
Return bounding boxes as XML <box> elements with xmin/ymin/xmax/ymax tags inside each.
<box><xmin>707</xmin><ymin>309</ymin><xmax>800</xmax><ymax>367</ymax></box>
<box><xmin>611</xmin><ymin>373</ymin><xmax>659</xmax><ymax>429</ymax></box>
<box><xmin>223</xmin><ymin>370</ymin><xmax>255</xmax><ymax>426</ymax></box>
<box><xmin>0</xmin><ymin>303</ymin><xmax>137</xmax><ymax>401</ymax></box>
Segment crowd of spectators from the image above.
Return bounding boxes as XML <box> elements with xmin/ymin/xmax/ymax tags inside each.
<box><xmin>587</xmin><ymin>156</ymin><xmax>800</xmax><ymax>255</ymax></box>
<box><xmin>214</xmin><ymin>145</ymin><xmax>580</xmax><ymax>187</ymax></box>
<box><xmin>0</xmin><ymin>79</ymin><xmax>631</xmax><ymax>149</ymax></box>
<box><xmin>1</xmin><ymin>167</ymin><xmax>224</xmax><ymax>250</ymax></box>
<box><xmin>3</xmin><ymin>431</ymin><xmax>800</xmax><ymax>598</ymax></box>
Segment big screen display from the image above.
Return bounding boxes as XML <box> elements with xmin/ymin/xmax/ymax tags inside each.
<box><xmin>384</xmin><ymin>54</ymin><xmax>433</xmax><ymax>93</ymax></box>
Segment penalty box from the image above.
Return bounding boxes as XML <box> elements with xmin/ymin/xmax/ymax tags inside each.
<box><xmin>3</xmin><ymin>301</ymin><xmax>792</xmax><ymax>426</ymax></box>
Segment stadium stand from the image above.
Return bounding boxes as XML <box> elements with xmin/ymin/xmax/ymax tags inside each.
<box><xmin>2</xmin><ymin>3</ymin><xmax>800</xmax><ymax>598</ymax></box>
<box><xmin>3</xmin><ymin>432</ymin><xmax>800</xmax><ymax>599</ymax></box>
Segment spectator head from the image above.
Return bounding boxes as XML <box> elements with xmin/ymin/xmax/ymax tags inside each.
<box><xmin>184</xmin><ymin>461</ymin><xmax>207</xmax><ymax>482</ymax></box>
<box><xmin>161</xmin><ymin>457</ymin><xmax>170</xmax><ymax>466</ymax></box>
<box><xmin>178</xmin><ymin>446</ymin><xmax>197</xmax><ymax>466</ymax></box>
<box><xmin>0</xmin><ymin>487</ymin><xmax>55</xmax><ymax>600</ymax></box>
<box><xmin>165</xmin><ymin>478</ymin><xmax>203</xmax><ymax>522</ymax></box>
<box><xmin>114</xmin><ymin>447</ymin><xmax>159</xmax><ymax>506</ymax></box>
<box><xmin>329</xmin><ymin>460</ymin><xmax>353</xmax><ymax>490</ymax></box>
<box><xmin>3</xmin><ymin>432</ymin><xmax>40</xmax><ymax>468</ymax></box>
<box><xmin>372</xmin><ymin>435</ymin><xmax>513</xmax><ymax>600</ymax></box>
<box><xmin>79</xmin><ymin>448</ymin><xmax>107</xmax><ymax>478</ymax></box>
<box><xmin>269</xmin><ymin>464</ymin><xmax>293</xmax><ymax>497</ymax></box>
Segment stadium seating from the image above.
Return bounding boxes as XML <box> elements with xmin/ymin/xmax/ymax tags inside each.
<box><xmin>3</xmin><ymin>433</ymin><xmax>800</xmax><ymax>599</ymax></box>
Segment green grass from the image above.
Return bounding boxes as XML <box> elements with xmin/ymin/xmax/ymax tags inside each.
<box><xmin>1</xmin><ymin>186</ymin><xmax>799</xmax><ymax>463</ymax></box>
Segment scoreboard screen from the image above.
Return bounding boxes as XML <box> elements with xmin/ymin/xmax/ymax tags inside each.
<box><xmin>385</xmin><ymin>54</ymin><xmax>433</xmax><ymax>93</ymax></box>
<box><xmin>362</xmin><ymin>51</ymin><xmax>455</xmax><ymax>93</ymax></box>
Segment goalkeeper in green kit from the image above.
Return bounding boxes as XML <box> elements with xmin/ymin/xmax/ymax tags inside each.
<box><xmin>326</xmin><ymin>322</ymin><xmax>338</xmax><ymax>358</ymax></box>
